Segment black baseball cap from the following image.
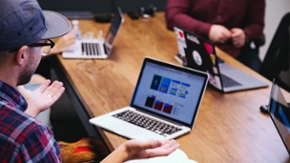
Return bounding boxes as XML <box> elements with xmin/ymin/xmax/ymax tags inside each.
<box><xmin>0</xmin><ymin>0</ymin><xmax>71</xmax><ymax>51</ymax></box>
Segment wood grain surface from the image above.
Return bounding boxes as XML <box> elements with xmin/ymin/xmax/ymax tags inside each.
<box><xmin>55</xmin><ymin>13</ymin><xmax>290</xmax><ymax>163</ymax></box>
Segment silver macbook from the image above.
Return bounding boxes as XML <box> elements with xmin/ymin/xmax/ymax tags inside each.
<box><xmin>174</xmin><ymin>26</ymin><xmax>268</xmax><ymax>93</ymax></box>
<box><xmin>268</xmin><ymin>79</ymin><xmax>290</xmax><ymax>155</ymax></box>
<box><xmin>89</xmin><ymin>57</ymin><xmax>209</xmax><ymax>140</ymax></box>
<box><xmin>62</xmin><ymin>7</ymin><xmax>124</xmax><ymax>59</ymax></box>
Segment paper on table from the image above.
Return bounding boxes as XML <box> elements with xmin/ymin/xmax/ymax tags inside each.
<box><xmin>124</xmin><ymin>149</ymin><xmax>198</xmax><ymax>163</ymax></box>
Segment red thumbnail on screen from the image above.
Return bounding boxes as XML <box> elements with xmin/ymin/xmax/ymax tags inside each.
<box><xmin>154</xmin><ymin>100</ymin><xmax>164</xmax><ymax>111</ymax></box>
<box><xmin>163</xmin><ymin>103</ymin><xmax>173</xmax><ymax>114</ymax></box>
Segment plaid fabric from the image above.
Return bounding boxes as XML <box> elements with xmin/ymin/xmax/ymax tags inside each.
<box><xmin>0</xmin><ymin>80</ymin><xmax>61</xmax><ymax>162</ymax></box>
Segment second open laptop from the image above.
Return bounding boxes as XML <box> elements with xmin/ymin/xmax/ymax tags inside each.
<box><xmin>174</xmin><ymin>26</ymin><xmax>268</xmax><ymax>93</ymax></box>
<box><xmin>90</xmin><ymin>57</ymin><xmax>209</xmax><ymax>140</ymax></box>
<box><xmin>62</xmin><ymin>7</ymin><xmax>124</xmax><ymax>59</ymax></box>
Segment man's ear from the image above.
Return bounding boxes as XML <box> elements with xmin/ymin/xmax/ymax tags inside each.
<box><xmin>15</xmin><ymin>46</ymin><xmax>29</xmax><ymax>66</ymax></box>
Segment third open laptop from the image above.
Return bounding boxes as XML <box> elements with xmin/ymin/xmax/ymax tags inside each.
<box><xmin>174</xmin><ymin>26</ymin><xmax>268</xmax><ymax>93</ymax></box>
<box><xmin>89</xmin><ymin>57</ymin><xmax>209</xmax><ymax>140</ymax></box>
<box><xmin>268</xmin><ymin>79</ymin><xmax>290</xmax><ymax>155</ymax></box>
<box><xmin>62</xmin><ymin>7</ymin><xmax>124</xmax><ymax>59</ymax></box>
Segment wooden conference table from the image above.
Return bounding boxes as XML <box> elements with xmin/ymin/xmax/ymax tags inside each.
<box><xmin>53</xmin><ymin>13</ymin><xmax>290</xmax><ymax>162</ymax></box>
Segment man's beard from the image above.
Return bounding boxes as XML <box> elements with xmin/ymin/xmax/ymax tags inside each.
<box><xmin>17</xmin><ymin>68</ymin><xmax>35</xmax><ymax>86</ymax></box>
<box><xmin>17</xmin><ymin>48</ymin><xmax>39</xmax><ymax>86</ymax></box>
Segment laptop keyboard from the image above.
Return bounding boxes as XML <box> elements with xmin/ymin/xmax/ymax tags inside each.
<box><xmin>81</xmin><ymin>42</ymin><xmax>104</xmax><ymax>56</ymax></box>
<box><xmin>112</xmin><ymin>110</ymin><xmax>182</xmax><ymax>136</ymax></box>
<box><xmin>221</xmin><ymin>74</ymin><xmax>242</xmax><ymax>88</ymax></box>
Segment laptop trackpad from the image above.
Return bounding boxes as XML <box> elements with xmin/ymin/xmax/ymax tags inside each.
<box><xmin>111</xmin><ymin>122</ymin><xmax>165</xmax><ymax>140</ymax></box>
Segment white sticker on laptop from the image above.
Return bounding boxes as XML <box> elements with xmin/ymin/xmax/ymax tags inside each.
<box><xmin>174</xmin><ymin>28</ymin><xmax>187</xmax><ymax>48</ymax></box>
<box><xmin>178</xmin><ymin>45</ymin><xmax>186</xmax><ymax>57</ymax></box>
<box><xmin>213</xmin><ymin>67</ymin><xmax>218</xmax><ymax>74</ymax></box>
<box><xmin>187</xmin><ymin>34</ymin><xmax>200</xmax><ymax>45</ymax></box>
<box><xmin>192</xmin><ymin>50</ymin><xmax>202</xmax><ymax>66</ymax></box>
<box><xmin>213</xmin><ymin>76</ymin><xmax>222</xmax><ymax>90</ymax></box>
<box><xmin>208</xmin><ymin>72</ymin><xmax>222</xmax><ymax>90</ymax></box>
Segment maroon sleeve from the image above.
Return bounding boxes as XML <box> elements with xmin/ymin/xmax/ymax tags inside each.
<box><xmin>165</xmin><ymin>0</ymin><xmax>212</xmax><ymax>38</ymax></box>
<box><xmin>242</xmin><ymin>0</ymin><xmax>266</xmax><ymax>42</ymax></box>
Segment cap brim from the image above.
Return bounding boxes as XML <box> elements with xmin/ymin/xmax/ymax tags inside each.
<box><xmin>42</xmin><ymin>10</ymin><xmax>71</xmax><ymax>39</ymax></box>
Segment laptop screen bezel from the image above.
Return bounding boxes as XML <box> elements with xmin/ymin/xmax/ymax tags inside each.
<box><xmin>129</xmin><ymin>57</ymin><xmax>209</xmax><ymax>128</ymax></box>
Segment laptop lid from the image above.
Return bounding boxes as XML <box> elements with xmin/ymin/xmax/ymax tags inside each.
<box><xmin>174</xmin><ymin>26</ymin><xmax>224</xmax><ymax>91</ymax></box>
<box><xmin>174</xmin><ymin>26</ymin><xmax>268</xmax><ymax>93</ymax></box>
<box><xmin>129</xmin><ymin>57</ymin><xmax>209</xmax><ymax>128</ymax></box>
<box><xmin>268</xmin><ymin>79</ymin><xmax>290</xmax><ymax>155</ymax></box>
<box><xmin>104</xmin><ymin>7</ymin><xmax>124</xmax><ymax>56</ymax></box>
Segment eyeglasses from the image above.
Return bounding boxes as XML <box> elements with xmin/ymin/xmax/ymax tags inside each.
<box><xmin>28</xmin><ymin>39</ymin><xmax>55</xmax><ymax>56</ymax></box>
<box><xmin>8</xmin><ymin>39</ymin><xmax>55</xmax><ymax>56</ymax></box>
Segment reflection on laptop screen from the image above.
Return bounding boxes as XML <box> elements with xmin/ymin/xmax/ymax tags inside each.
<box><xmin>131</xmin><ymin>60</ymin><xmax>207</xmax><ymax>126</ymax></box>
<box><xmin>269</xmin><ymin>83</ymin><xmax>290</xmax><ymax>155</ymax></box>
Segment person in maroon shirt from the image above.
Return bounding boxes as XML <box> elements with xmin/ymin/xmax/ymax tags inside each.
<box><xmin>165</xmin><ymin>0</ymin><xmax>266</xmax><ymax>72</ymax></box>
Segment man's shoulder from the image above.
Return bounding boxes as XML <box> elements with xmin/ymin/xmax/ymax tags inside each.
<box><xmin>0</xmin><ymin>106</ymin><xmax>48</xmax><ymax>143</ymax></box>
<box><xmin>0</xmin><ymin>106</ymin><xmax>58</xmax><ymax>162</ymax></box>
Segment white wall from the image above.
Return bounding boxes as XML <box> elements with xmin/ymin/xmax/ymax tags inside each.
<box><xmin>259</xmin><ymin>0</ymin><xmax>290</xmax><ymax>61</ymax></box>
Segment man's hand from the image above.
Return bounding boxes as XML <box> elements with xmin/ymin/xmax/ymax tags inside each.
<box><xmin>231</xmin><ymin>28</ymin><xmax>246</xmax><ymax>48</ymax></box>
<box><xmin>19</xmin><ymin>80</ymin><xmax>65</xmax><ymax>117</ymax></box>
<box><xmin>123</xmin><ymin>139</ymin><xmax>179</xmax><ymax>161</ymax></box>
<box><xmin>209</xmin><ymin>24</ymin><xmax>231</xmax><ymax>43</ymax></box>
<box><xmin>100</xmin><ymin>139</ymin><xmax>179</xmax><ymax>163</ymax></box>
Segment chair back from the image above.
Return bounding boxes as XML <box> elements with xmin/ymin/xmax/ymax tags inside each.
<box><xmin>259</xmin><ymin>12</ymin><xmax>290</xmax><ymax>92</ymax></box>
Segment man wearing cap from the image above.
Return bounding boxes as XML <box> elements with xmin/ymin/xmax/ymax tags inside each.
<box><xmin>0</xmin><ymin>0</ymin><xmax>179</xmax><ymax>162</ymax></box>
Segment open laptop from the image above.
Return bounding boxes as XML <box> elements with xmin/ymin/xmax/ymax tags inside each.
<box><xmin>89</xmin><ymin>57</ymin><xmax>209</xmax><ymax>140</ymax></box>
<box><xmin>62</xmin><ymin>7</ymin><xmax>124</xmax><ymax>59</ymax></box>
<box><xmin>174</xmin><ymin>26</ymin><xmax>268</xmax><ymax>93</ymax></box>
<box><xmin>268</xmin><ymin>79</ymin><xmax>290</xmax><ymax>155</ymax></box>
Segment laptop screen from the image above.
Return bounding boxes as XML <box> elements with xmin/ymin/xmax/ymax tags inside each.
<box><xmin>130</xmin><ymin>58</ymin><xmax>209</xmax><ymax>127</ymax></box>
<box><xmin>104</xmin><ymin>7</ymin><xmax>124</xmax><ymax>55</ymax></box>
<box><xmin>269</xmin><ymin>81</ymin><xmax>290</xmax><ymax>155</ymax></box>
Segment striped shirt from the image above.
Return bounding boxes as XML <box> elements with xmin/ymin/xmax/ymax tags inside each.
<box><xmin>0</xmin><ymin>80</ymin><xmax>61</xmax><ymax>162</ymax></box>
